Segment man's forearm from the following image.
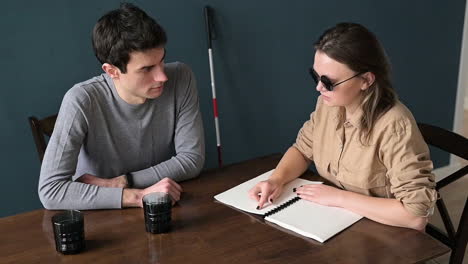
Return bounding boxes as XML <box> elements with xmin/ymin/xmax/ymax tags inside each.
<box><xmin>78</xmin><ymin>175</ymin><xmax>139</xmax><ymax>207</ymax></box>
<box><xmin>77</xmin><ymin>174</ymin><xmax>128</xmax><ymax>188</ymax></box>
<box><xmin>122</xmin><ymin>188</ymin><xmax>144</xmax><ymax>208</ymax></box>
<box><xmin>39</xmin><ymin>179</ymin><xmax>124</xmax><ymax>210</ymax></box>
<box><xmin>128</xmin><ymin>152</ymin><xmax>204</xmax><ymax>188</ymax></box>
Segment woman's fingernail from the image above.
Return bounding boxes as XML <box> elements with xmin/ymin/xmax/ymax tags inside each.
<box><xmin>269</xmin><ymin>198</ymin><xmax>273</xmax><ymax>203</ymax></box>
<box><xmin>293</xmin><ymin>188</ymin><xmax>296</xmax><ymax>192</ymax></box>
<box><xmin>256</xmin><ymin>206</ymin><xmax>260</xmax><ymax>210</ymax></box>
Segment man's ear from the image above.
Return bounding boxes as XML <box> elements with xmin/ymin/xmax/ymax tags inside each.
<box><xmin>102</xmin><ymin>63</ymin><xmax>120</xmax><ymax>79</ymax></box>
<box><xmin>361</xmin><ymin>72</ymin><xmax>375</xmax><ymax>91</ymax></box>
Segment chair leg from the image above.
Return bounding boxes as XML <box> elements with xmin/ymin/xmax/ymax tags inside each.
<box><xmin>437</xmin><ymin>198</ymin><xmax>457</xmax><ymax>242</ymax></box>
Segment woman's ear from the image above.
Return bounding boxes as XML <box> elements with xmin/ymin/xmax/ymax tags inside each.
<box><xmin>361</xmin><ymin>72</ymin><xmax>375</xmax><ymax>90</ymax></box>
<box><xmin>102</xmin><ymin>63</ymin><xmax>120</xmax><ymax>79</ymax></box>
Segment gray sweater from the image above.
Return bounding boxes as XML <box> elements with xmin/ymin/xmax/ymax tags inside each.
<box><xmin>39</xmin><ymin>62</ymin><xmax>205</xmax><ymax>210</ymax></box>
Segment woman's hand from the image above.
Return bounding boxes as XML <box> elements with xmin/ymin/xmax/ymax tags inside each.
<box><xmin>296</xmin><ymin>184</ymin><xmax>345</xmax><ymax>207</ymax></box>
<box><xmin>248</xmin><ymin>179</ymin><xmax>284</xmax><ymax>209</ymax></box>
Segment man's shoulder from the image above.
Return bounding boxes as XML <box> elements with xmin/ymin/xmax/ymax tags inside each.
<box><xmin>165</xmin><ymin>61</ymin><xmax>192</xmax><ymax>73</ymax></box>
<box><xmin>162</xmin><ymin>62</ymin><xmax>196</xmax><ymax>101</ymax></box>
<box><xmin>64</xmin><ymin>74</ymin><xmax>109</xmax><ymax>104</ymax></box>
<box><xmin>165</xmin><ymin>62</ymin><xmax>194</xmax><ymax>83</ymax></box>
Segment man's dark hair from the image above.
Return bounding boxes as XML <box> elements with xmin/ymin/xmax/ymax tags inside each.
<box><xmin>92</xmin><ymin>3</ymin><xmax>167</xmax><ymax>73</ymax></box>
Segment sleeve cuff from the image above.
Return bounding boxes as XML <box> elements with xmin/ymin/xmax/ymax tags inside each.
<box><xmin>397</xmin><ymin>189</ymin><xmax>438</xmax><ymax>217</ymax></box>
<box><xmin>93</xmin><ymin>187</ymin><xmax>124</xmax><ymax>209</ymax></box>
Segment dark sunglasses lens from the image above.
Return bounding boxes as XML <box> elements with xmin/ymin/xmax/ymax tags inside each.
<box><xmin>321</xmin><ymin>76</ymin><xmax>333</xmax><ymax>91</ymax></box>
<box><xmin>309</xmin><ymin>69</ymin><xmax>318</xmax><ymax>84</ymax></box>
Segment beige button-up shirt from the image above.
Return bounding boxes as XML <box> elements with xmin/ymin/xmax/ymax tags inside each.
<box><xmin>294</xmin><ymin>96</ymin><xmax>437</xmax><ymax>217</ymax></box>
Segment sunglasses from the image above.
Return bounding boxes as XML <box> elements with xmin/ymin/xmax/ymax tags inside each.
<box><xmin>309</xmin><ymin>68</ymin><xmax>365</xmax><ymax>91</ymax></box>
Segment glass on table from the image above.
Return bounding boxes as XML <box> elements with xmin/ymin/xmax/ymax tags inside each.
<box><xmin>142</xmin><ymin>192</ymin><xmax>172</xmax><ymax>234</ymax></box>
<box><xmin>51</xmin><ymin>210</ymin><xmax>85</xmax><ymax>254</ymax></box>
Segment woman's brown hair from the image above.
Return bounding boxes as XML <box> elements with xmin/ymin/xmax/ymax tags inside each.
<box><xmin>315</xmin><ymin>22</ymin><xmax>397</xmax><ymax>145</ymax></box>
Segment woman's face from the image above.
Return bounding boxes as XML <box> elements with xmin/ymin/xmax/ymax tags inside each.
<box><xmin>312</xmin><ymin>51</ymin><xmax>368</xmax><ymax>108</ymax></box>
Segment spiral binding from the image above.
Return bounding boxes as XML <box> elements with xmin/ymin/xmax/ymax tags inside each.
<box><xmin>262</xmin><ymin>196</ymin><xmax>301</xmax><ymax>218</ymax></box>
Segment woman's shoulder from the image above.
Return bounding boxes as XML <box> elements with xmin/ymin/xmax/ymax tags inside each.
<box><xmin>375</xmin><ymin>100</ymin><xmax>418</xmax><ymax>135</ymax></box>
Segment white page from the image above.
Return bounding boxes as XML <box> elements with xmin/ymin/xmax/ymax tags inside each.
<box><xmin>265</xmin><ymin>199</ymin><xmax>362</xmax><ymax>243</ymax></box>
<box><xmin>214</xmin><ymin>169</ymin><xmax>363</xmax><ymax>243</ymax></box>
<box><xmin>214</xmin><ymin>169</ymin><xmax>321</xmax><ymax>214</ymax></box>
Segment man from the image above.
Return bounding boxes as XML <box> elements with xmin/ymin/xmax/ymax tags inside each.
<box><xmin>39</xmin><ymin>3</ymin><xmax>205</xmax><ymax>209</ymax></box>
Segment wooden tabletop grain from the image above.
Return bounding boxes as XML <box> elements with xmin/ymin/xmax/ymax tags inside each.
<box><xmin>0</xmin><ymin>154</ymin><xmax>449</xmax><ymax>264</ymax></box>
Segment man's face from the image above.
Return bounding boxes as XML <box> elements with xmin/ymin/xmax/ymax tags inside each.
<box><xmin>114</xmin><ymin>47</ymin><xmax>168</xmax><ymax>104</ymax></box>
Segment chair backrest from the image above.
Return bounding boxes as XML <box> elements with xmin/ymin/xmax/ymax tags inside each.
<box><xmin>417</xmin><ymin>123</ymin><xmax>468</xmax><ymax>264</ymax></box>
<box><xmin>28</xmin><ymin>114</ymin><xmax>58</xmax><ymax>162</ymax></box>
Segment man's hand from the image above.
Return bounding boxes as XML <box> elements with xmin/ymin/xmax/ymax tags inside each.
<box><xmin>142</xmin><ymin>178</ymin><xmax>182</xmax><ymax>204</ymax></box>
<box><xmin>76</xmin><ymin>174</ymin><xmax>128</xmax><ymax>188</ymax></box>
<box><xmin>122</xmin><ymin>177</ymin><xmax>182</xmax><ymax>208</ymax></box>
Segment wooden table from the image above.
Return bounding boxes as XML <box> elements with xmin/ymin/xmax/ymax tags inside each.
<box><xmin>0</xmin><ymin>154</ymin><xmax>449</xmax><ymax>263</ymax></box>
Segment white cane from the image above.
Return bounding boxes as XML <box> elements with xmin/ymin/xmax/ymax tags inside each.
<box><xmin>204</xmin><ymin>6</ymin><xmax>223</xmax><ymax>167</ymax></box>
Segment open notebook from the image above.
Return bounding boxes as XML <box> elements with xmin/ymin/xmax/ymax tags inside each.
<box><xmin>214</xmin><ymin>169</ymin><xmax>363</xmax><ymax>243</ymax></box>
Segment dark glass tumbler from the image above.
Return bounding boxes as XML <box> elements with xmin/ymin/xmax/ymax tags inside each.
<box><xmin>142</xmin><ymin>192</ymin><xmax>172</xmax><ymax>234</ymax></box>
<box><xmin>51</xmin><ymin>210</ymin><xmax>85</xmax><ymax>254</ymax></box>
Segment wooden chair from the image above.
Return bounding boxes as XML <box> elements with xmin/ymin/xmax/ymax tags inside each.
<box><xmin>417</xmin><ymin>123</ymin><xmax>468</xmax><ymax>264</ymax></box>
<box><xmin>28</xmin><ymin>114</ymin><xmax>58</xmax><ymax>162</ymax></box>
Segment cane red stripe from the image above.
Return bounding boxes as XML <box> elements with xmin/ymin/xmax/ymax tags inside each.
<box><xmin>212</xmin><ymin>98</ymin><xmax>219</xmax><ymax>117</ymax></box>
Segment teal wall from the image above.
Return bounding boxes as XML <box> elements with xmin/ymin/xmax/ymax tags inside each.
<box><xmin>0</xmin><ymin>0</ymin><xmax>465</xmax><ymax>217</ymax></box>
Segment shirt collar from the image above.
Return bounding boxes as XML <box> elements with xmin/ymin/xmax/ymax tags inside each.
<box><xmin>333</xmin><ymin>105</ymin><xmax>363</xmax><ymax>130</ymax></box>
<box><xmin>346</xmin><ymin>106</ymin><xmax>363</xmax><ymax>129</ymax></box>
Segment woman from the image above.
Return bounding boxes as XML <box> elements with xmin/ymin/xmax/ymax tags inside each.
<box><xmin>249</xmin><ymin>23</ymin><xmax>437</xmax><ymax>231</ymax></box>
